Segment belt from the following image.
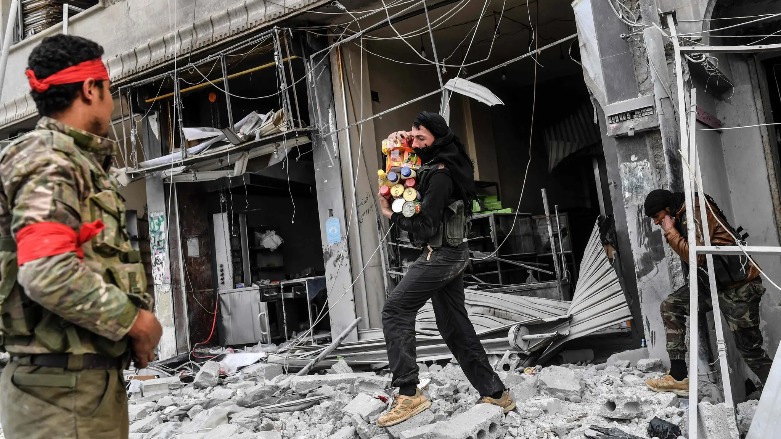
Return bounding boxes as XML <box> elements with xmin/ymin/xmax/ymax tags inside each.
<box><xmin>11</xmin><ymin>353</ymin><xmax>124</xmax><ymax>370</ymax></box>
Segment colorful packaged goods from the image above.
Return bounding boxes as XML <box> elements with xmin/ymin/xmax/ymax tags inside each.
<box><xmin>379</xmin><ymin>133</ymin><xmax>423</xmax><ymax>217</ymax></box>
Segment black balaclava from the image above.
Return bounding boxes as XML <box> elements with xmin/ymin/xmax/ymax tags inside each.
<box><xmin>413</xmin><ymin>111</ymin><xmax>477</xmax><ymax>211</ymax></box>
<box><xmin>643</xmin><ymin>189</ymin><xmax>685</xmax><ymax>217</ymax></box>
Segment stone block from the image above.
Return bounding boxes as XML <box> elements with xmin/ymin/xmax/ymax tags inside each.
<box><xmin>508</xmin><ymin>375</ymin><xmax>538</xmax><ymax>402</ymax></box>
<box><xmin>386</xmin><ymin>409</ymin><xmax>436</xmax><ymax>439</ymax></box>
<box><xmin>330</xmin><ymin>359</ymin><xmax>354</xmax><ymax>374</ymax></box>
<box><xmin>637</xmin><ymin>358</ymin><xmax>664</xmax><ymax>372</ymax></box>
<box><xmin>144</xmin><ymin>421</ymin><xmax>182</xmax><ymax>439</ymax></box>
<box><xmin>209</xmin><ymin>387</ymin><xmax>236</xmax><ymax>400</ymax></box>
<box><xmin>494</xmin><ymin>351</ymin><xmax>521</xmax><ymax>373</ymax></box>
<box><xmin>430</xmin><ymin>404</ymin><xmax>505</xmax><ymax>439</ymax></box>
<box><xmin>613</xmin><ymin>359</ymin><xmax>630</xmax><ymax>369</ymax></box>
<box><xmin>194</xmin><ymin>360</ymin><xmax>222</xmax><ymax>389</ymax></box>
<box><xmin>698</xmin><ymin>402</ymin><xmax>739</xmax><ymax>439</ymax></box>
<box><xmin>605</xmin><ymin>348</ymin><xmax>649</xmax><ymax>367</ymax></box>
<box><xmin>128</xmin><ymin>401</ymin><xmax>156</xmax><ymax>421</ymax></box>
<box><xmin>129</xmin><ymin>413</ymin><xmax>162</xmax><ymax>433</ymax></box>
<box><xmin>332</xmin><ymin>426</ymin><xmax>358</xmax><ymax>439</ymax></box>
<box><xmin>290</xmin><ymin>373</ymin><xmax>390</xmax><ymax>394</ymax></box>
<box><xmin>241</xmin><ymin>363</ymin><xmax>284</xmax><ymax>381</ymax></box>
<box><xmin>538</xmin><ymin>365</ymin><xmax>583</xmax><ymax>400</ymax></box>
<box><xmin>140</xmin><ymin>377</ymin><xmax>183</xmax><ymax>397</ymax></box>
<box><xmin>600</xmin><ymin>392</ymin><xmax>643</xmax><ymax>420</ymax></box>
<box><xmin>398</xmin><ymin>422</ymin><xmax>440</xmax><ymax>439</ymax></box>
<box><xmin>342</xmin><ymin>393</ymin><xmax>387</xmax><ymax>421</ymax></box>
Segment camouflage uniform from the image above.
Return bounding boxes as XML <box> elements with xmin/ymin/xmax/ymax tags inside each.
<box><xmin>660</xmin><ymin>197</ymin><xmax>772</xmax><ymax>382</ymax></box>
<box><xmin>0</xmin><ymin>117</ymin><xmax>150</xmax><ymax>439</ymax></box>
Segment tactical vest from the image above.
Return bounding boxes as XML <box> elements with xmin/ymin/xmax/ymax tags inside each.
<box><xmin>0</xmin><ymin>130</ymin><xmax>152</xmax><ymax>357</ymax></box>
<box><xmin>416</xmin><ymin>164</ymin><xmax>468</xmax><ymax>249</ymax></box>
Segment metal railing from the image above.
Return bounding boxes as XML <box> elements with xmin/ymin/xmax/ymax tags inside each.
<box><xmin>667</xmin><ymin>14</ymin><xmax>781</xmax><ymax>438</ymax></box>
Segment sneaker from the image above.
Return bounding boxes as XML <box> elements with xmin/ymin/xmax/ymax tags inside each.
<box><xmin>479</xmin><ymin>390</ymin><xmax>516</xmax><ymax>413</ymax></box>
<box><xmin>377</xmin><ymin>389</ymin><xmax>432</xmax><ymax>427</ymax></box>
<box><xmin>646</xmin><ymin>375</ymin><xmax>689</xmax><ymax>397</ymax></box>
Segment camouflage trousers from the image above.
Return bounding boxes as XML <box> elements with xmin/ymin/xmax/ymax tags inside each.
<box><xmin>0</xmin><ymin>361</ymin><xmax>129</xmax><ymax>439</ymax></box>
<box><xmin>660</xmin><ymin>279</ymin><xmax>773</xmax><ymax>382</ymax></box>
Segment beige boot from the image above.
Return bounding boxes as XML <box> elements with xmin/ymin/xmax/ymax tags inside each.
<box><xmin>479</xmin><ymin>390</ymin><xmax>516</xmax><ymax>413</ymax></box>
<box><xmin>377</xmin><ymin>389</ymin><xmax>432</xmax><ymax>427</ymax></box>
<box><xmin>646</xmin><ymin>375</ymin><xmax>689</xmax><ymax>397</ymax></box>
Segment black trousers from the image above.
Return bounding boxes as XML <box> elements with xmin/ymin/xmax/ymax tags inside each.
<box><xmin>382</xmin><ymin>244</ymin><xmax>505</xmax><ymax>397</ymax></box>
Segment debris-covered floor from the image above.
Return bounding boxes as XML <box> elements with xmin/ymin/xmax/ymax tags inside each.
<box><xmin>70</xmin><ymin>348</ymin><xmax>749</xmax><ymax>439</ymax></box>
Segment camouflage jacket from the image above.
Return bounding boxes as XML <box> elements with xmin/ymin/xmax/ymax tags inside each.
<box><xmin>0</xmin><ymin>117</ymin><xmax>140</xmax><ymax>353</ymax></box>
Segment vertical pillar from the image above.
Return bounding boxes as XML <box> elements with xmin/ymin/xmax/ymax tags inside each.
<box><xmin>304</xmin><ymin>34</ymin><xmax>359</xmax><ymax>342</ymax></box>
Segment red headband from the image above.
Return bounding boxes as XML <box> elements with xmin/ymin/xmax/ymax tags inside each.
<box><xmin>26</xmin><ymin>59</ymin><xmax>109</xmax><ymax>93</ymax></box>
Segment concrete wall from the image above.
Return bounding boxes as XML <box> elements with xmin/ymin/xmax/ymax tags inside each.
<box><xmin>0</xmin><ymin>0</ymin><xmax>330</xmax><ymax>128</ymax></box>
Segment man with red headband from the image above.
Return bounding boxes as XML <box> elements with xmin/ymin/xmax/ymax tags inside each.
<box><xmin>0</xmin><ymin>35</ymin><xmax>162</xmax><ymax>438</ymax></box>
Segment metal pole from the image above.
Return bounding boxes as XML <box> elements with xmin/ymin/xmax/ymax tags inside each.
<box><xmin>554</xmin><ymin>205</ymin><xmax>568</xmax><ymax>282</ymax></box>
<box><xmin>296</xmin><ymin>317</ymin><xmax>362</xmax><ymax>376</ymax></box>
<box><xmin>691</xmin><ymin>92</ymin><xmax>735</xmax><ymax>406</ymax></box>
<box><xmin>667</xmin><ymin>14</ymin><xmax>699</xmax><ymax>438</ymax></box>
<box><xmin>220</xmin><ymin>55</ymin><xmax>234</xmax><ymax>129</ymax></box>
<box><xmin>0</xmin><ymin>0</ymin><xmax>20</xmax><ymax>102</ymax></box>
<box><xmin>62</xmin><ymin>3</ymin><xmax>69</xmax><ymax>35</ymax></box>
<box><xmin>542</xmin><ymin>188</ymin><xmax>563</xmax><ymax>299</ymax></box>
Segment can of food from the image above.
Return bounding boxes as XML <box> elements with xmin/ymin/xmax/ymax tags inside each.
<box><xmin>404</xmin><ymin>178</ymin><xmax>416</xmax><ymax>188</ymax></box>
<box><xmin>402</xmin><ymin>201</ymin><xmax>420</xmax><ymax>217</ymax></box>
<box><xmin>387</xmin><ymin>171</ymin><xmax>400</xmax><ymax>184</ymax></box>
<box><xmin>402</xmin><ymin>187</ymin><xmax>418</xmax><ymax>201</ymax></box>
<box><xmin>392</xmin><ymin>198</ymin><xmax>406</xmax><ymax>213</ymax></box>
<box><xmin>379</xmin><ymin>185</ymin><xmax>391</xmax><ymax>199</ymax></box>
<box><xmin>390</xmin><ymin>184</ymin><xmax>405</xmax><ymax>198</ymax></box>
<box><xmin>400</xmin><ymin>166</ymin><xmax>417</xmax><ymax>179</ymax></box>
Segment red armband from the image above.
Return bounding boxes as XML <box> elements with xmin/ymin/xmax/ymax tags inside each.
<box><xmin>16</xmin><ymin>220</ymin><xmax>105</xmax><ymax>266</ymax></box>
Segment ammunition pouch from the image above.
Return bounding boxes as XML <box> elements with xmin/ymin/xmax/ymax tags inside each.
<box><xmin>0</xmin><ymin>237</ymin><xmax>38</xmax><ymax>338</ymax></box>
<box><xmin>428</xmin><ymin>200</ymin><xmax>468</xmax><ymax>249</ymax></box>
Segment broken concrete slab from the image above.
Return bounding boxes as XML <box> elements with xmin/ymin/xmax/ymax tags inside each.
<box><xmin>385</xmin><ymin>408</ymin><xmax>436</xmax><ymax>439</ymax></box>
<box><xmin>737</xmin><ymin>400</ymin><xmax>758</xmax><ymax>437</ymax></box>
<box><xmin>538</xmin><ymin>365</ymin><xmax>583</xmax><ymax>400</ymax></box>
<box><xmin>332</xmin><ymin>425</ymin><xmax>357</xmax><ymax>439</ymax></box>
<box><xmin>698</xmin><ymin>401</ymin><xmax>740</xmax><ymax>439</ymax></box>
<box><xmin>240</xmin><ymin>363</ymin><xmax>284</xmax><ymax>381</ymax></box>
<box><xmin>129</xmin><ymin>413</ymin><xmax>162</xmax><ymax>433</ymax></box>
<box><xmin>606</xmin><ymin>347</ymin><xmax>649</xmax><ymax>367</ymax></box>
<box><xmin>636</xmin><ymin>358</ymin><xmax>664</xmax><ymax>372</ymax></box>
<box><xmin>431</xmin><ymin>403</ymin><xmax>505</xmax><ymax>439</ymax></box>
<box><xmin>613</xmin><ymin>359</ymin><xmax>631</xmax><ymax>369</ymax></box>
<box><xmin>255</xmin><ymin>432</ymin><xmax>283</xmax><ymax>439</ymax></box>
<box><xmin>342</xmin><ymin>393</ymin><xmax>387</xmax><ymax>421</ymax></box>
<box><xmin>144</xmin><ymin>421</ymin><xmax>181</xmax><ymax>439</ymax></box>
<box><xmin>398</xmin><ymin>422</ymin><xmax>439</xmax><ymax>439</ymax></box>
<box><xmin>140</xmin><ymin>376</ymin><xmax>183</xmax><ymax>397</ymax></box>
<box><xmin>128</xmin><ymin>401</ymin><xmax>156</xmax><ymax>422</ymax></box>
<box><xmin>289</xmin><ymin>373</ymin><xmax>390</xmax><ymax>394</ymax></box>
<box><xmin>329</xmin><ymin>359</ymin><xmax>354</xmax><ymax>374</ymax></box>
<box><xmin>600</xmin><ymin>392</ymin><xmax>643</xmax><ymax>420</ymax></box>
<box><xmin>493</xmin><ymin>351</ymin><xmax>521</xmax><ymax>373</ymax></box>
<box><xmin>209</xmin><ymin>387</ymin><xmax>236</xmax><ymax>401</ymax></box>
<box><xmin>194</xmin><ymin>360</ymin><xmax>222</xmax><ymax>389</ymax></box>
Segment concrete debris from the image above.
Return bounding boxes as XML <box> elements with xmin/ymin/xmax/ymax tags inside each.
<box><xmin>194</xmin><ymin>360</ymin><xmax>222</xmax><ymax>389</ymax></box>
<box><xmin>606</xmin><ymin>348</ymin><xmax>649</xmax><ymax>368</ymax></box>
<box><xmin>386</xmin><ymin>408</ymin><xmax>436</xmax><ymax>438</ymax></box>
<box><xmin>330</xmin><ymin>358</ymin><xmax>354</xmax><ymax>374</ymax></box>
<box><xmin>636</xmin><ymin>358</ymin><xmax>664</xmax><ymax>372</ymax></box>
<box><xmin>140</xmin><ymin>376</ymin><xmax>183</xmax><ymax>397</ymax></box>
<box><xmin>698</xmin><ymin>401</ymin><xmax>740</xmax><ymax>439</ymax></box>
<box><xmin>538</xmin><ymin>365</ymin><xmax>583</xmax><ymax>400</ymax></box>
<box><xmin>494</xmin><ymin>350</ymin><xmax>521</xmax><ymax>372</ymax></box>
<box><xmin>600</xmin><ymin>392</ymin><xmax>643</xmax><ymax>420</ymax></box>
<box><xmin>342</xmin><ymin>393</ymin><xmax>387</xmax><ymax>421</ymax></box>
<box><xmin>736</xmin><ymin>399</ymin><xmax>758</xmax><ymax>437</ymax></box>
<box><xmin>118</xmin><ymin>352</ymin><xmax>691</xmax><ymax>439</ymax></box>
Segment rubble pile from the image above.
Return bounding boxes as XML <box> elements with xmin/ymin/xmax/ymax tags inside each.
<box><xmin>124</xmin><ymin>354</ymin><xmax>699</xmax><ymax>439</ymax></box>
